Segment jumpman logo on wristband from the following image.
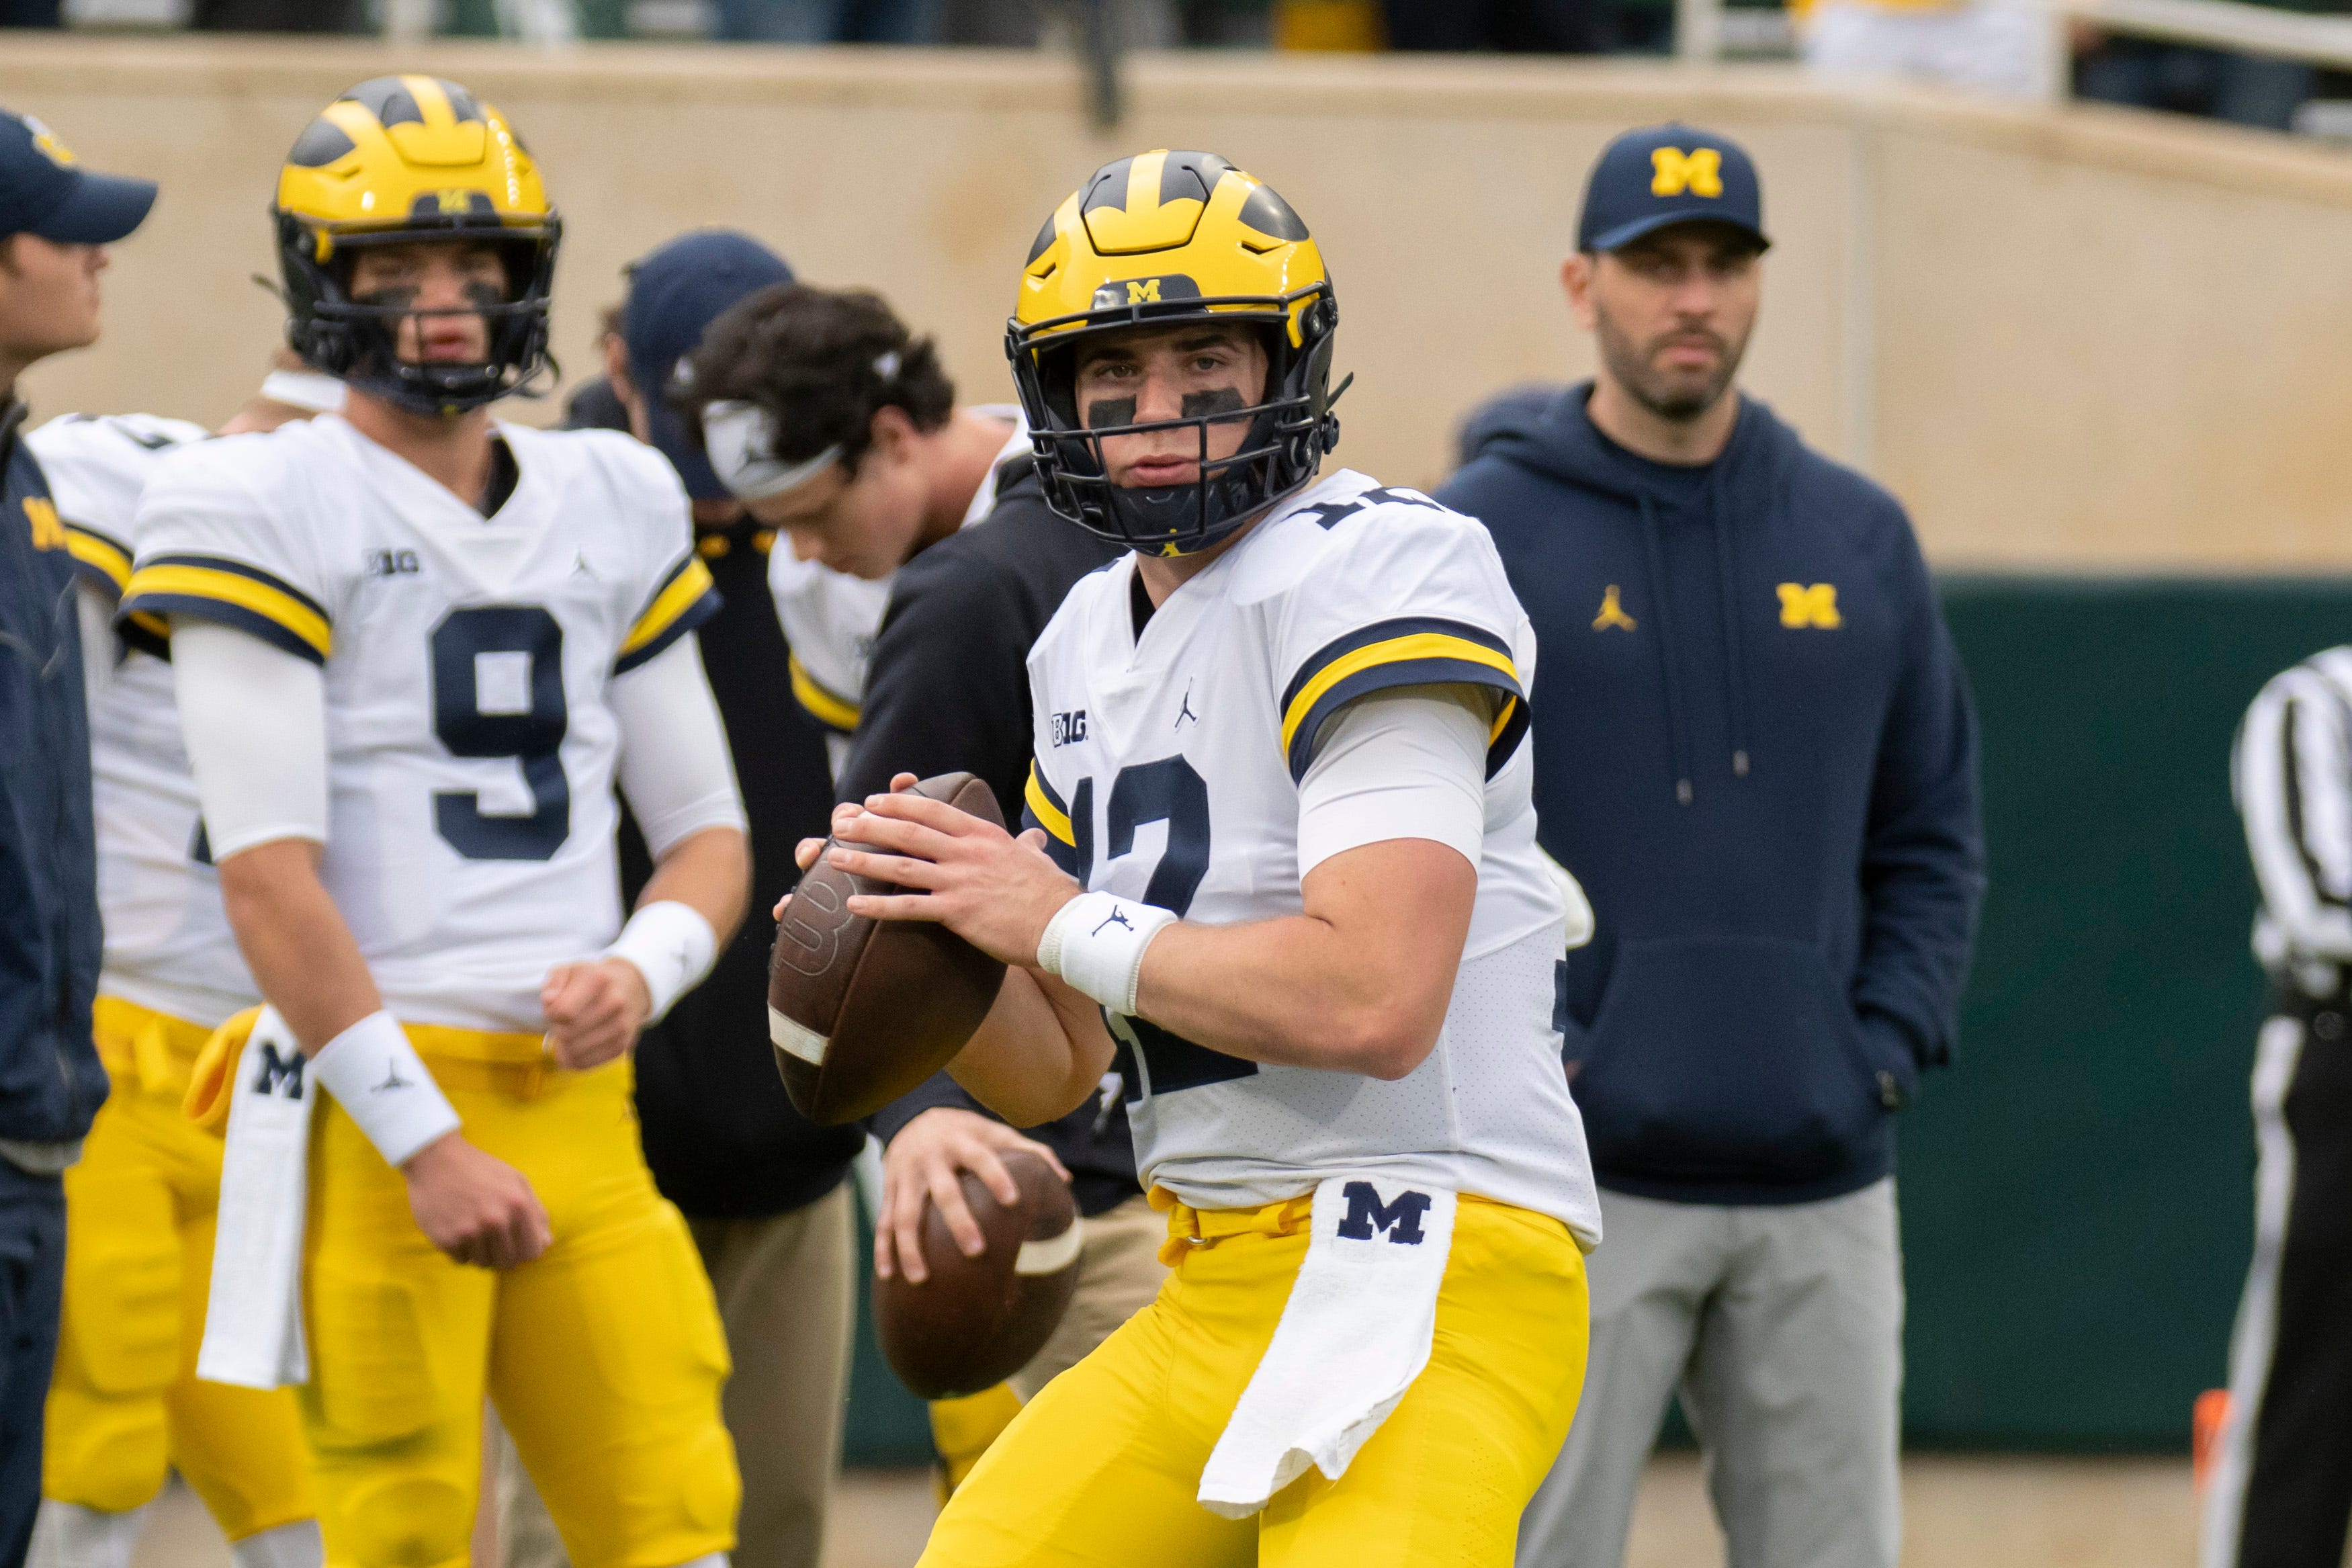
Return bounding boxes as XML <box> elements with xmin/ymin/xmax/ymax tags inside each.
<box><xmin>1094</xmin><ymin>906</ymin><xmax>1137</xmax><ymax>937</ymax></box>
<box><xmin>371</xmin><ymin>1059</ymin><xmax>412</xmax><ymax>1094</ymax></box>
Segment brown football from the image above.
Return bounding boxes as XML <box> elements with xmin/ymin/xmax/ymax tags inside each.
<box><xmin>767</xmin><ymin>772</ymin><xmax>1009</xmax><ymax>1125</ymax></box>
<box><xmin>873</xmin><ymin>1149</ymin><xmax>1082</xmax><ymax>1399</ymax></box>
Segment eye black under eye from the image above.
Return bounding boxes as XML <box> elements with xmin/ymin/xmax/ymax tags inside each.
<box><xmin>1085</xmin><ymin>396</ymin><xmax>1137</xmax><ymax>430</ymax></box>
<box><xmin>1182</xmin><ymin>389</ymin><xmax>1246</xmax><ymax>419</ymax></box>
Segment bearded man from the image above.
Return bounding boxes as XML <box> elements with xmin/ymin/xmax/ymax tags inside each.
<box><xmin>1439</xmin><ymin>123</ymin><xmax>1986</xmax><ymax>1568</ymax></box>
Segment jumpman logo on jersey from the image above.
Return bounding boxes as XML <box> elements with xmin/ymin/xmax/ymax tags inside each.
<box><xmin>1592</xmin><ymin>584</ymin><xmax>1637</xmax><ymax>632</ymax></box>
<box><xmin>572</xmin><ymin>550</ymin><xmax>597</xmax><ymax>578</ymax></box>
<box><xmin>1175</xmin><ymin>680</ymin><xmax>1200</xmax><ymax>730</ymax></box>
<box><xmin>371</xmin><ymin>1059</ymin><xmax>412</xmax><ymax>1094</ymax></box>
<box><xmin>1094</xmin><ymin>906</ymin><xmax>1137</xmax><ymax>937</ymax></box>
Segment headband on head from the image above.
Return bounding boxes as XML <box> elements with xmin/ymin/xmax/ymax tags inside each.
<box><xmin>703</xmin><ymin>400</ymin><xmax>841</xmax><ymax>502</ymax></box>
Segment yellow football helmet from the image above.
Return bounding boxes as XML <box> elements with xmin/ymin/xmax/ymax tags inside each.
<box><xmin>1006</xmin><ymin>150</ymin><xmax>1343</xmax><ymax>555</ymax></box>
<box><xmin>273</xmin><ymin>75</ymin><xmax>560</xmax><ymax>417</ymax></box>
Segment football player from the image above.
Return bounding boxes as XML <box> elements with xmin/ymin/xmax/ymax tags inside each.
<box><xmin>118</xmin><ymin>77</ymin><xmax>748</xmax><ymax>1568</ymax></box>
<box><xmin>679</xmin><ymin>284</ymin><xmax>1140</xmax><ymax>1495</ymax></box>
<box><xmin>25</xmin><ymin>370</ymin><xmax>340</xmax><ymax>1568</ymax></box>
<box><xmin>811</xmin><ymin>151</ymin><xmax>1604</xmax><ymax>1566</ymax></box>
<box><xmin>704</xmin><ymin>283</ymin><xmax>1031</xmax><ymax>775</ymax></box>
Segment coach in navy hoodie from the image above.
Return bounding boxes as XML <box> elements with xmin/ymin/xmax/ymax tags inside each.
<box><xmin>1440</xmin><ymin>126</ymin><xmax>1983</xmax><ymax>1568</ymax></box>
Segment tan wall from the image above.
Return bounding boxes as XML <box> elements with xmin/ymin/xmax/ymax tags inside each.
<box><xmin>4</xmin><ymin>35</ymin><xmax>2351</xmax><ymax>569</ymax></box>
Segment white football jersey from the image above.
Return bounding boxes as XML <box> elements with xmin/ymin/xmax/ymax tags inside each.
<box><xmin>30</xmin><ymin>413</ymin><xmax>256</xmax><ymax>1029</ymax></box>
<box><xmin>769</xmin><ymin>407</ymin><xmax>1027</xmax><ymax>776</ymax></box>
<box><xmin>1023</xmin><ymin>469</ymin><xmax>1600</xmax><ymax>1243</ymax></box>
<box><xmin>123</xmin><ymin>415</ymin><xmax>718</xmax><ymax>1035</ymax></box>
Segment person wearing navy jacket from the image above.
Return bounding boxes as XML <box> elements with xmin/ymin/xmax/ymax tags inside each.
<box><xmin>0</xmin><ymin>105</ymin><xmax>153</xmax><ymax>1564</ymax></box>
<box><xmin>1439</xmin><ymin>125</ymin><xmax>1984</xmax><ymax>1568</ymax></box>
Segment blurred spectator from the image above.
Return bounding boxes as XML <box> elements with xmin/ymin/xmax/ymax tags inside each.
<box><xmin>188</xmin><ymin>0</ymin><xmax>363</xmax><ymax>28</ymax></box>
<box><xmin>715</xmin><ymin>0</ymin><xmax>941</xmax><ymax>40</ymax></box>
<box><xmin>2075</xmin><ymin>31</ymin><xmax>2313</xmax><ymax>130</ymax></box>
<box><xmin>0</xmin><ymin>1</ymin><xmax>59</xmax><ymax>25</ymax></box>
<box><xmin>1379</xmin><ymin>0</ymin><xmax>1600</xmax><ymax>50</ymax></box>
<box><xmin>1798</xmin><ymin>0</ymin><xmax>2050</xmax><ymax>98</ymax></box>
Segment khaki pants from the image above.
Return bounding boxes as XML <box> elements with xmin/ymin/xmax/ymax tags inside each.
<box><xmin>499</xmin><ymin>1181</ymin><xmax>857</xmax><ymax>1568</ymax></box>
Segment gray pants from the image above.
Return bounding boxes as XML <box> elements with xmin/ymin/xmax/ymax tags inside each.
<box><xmin>1517</xmin><ymin>1179</ymin><xmax>1903</xmax><ymax>1568</ymax></box>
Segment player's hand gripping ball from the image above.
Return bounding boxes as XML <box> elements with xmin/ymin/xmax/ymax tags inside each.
<box><xmin>873</xmin><ymin>1147</ymin><xmax>1082</xmax><ymax>1399</ymax></box>
<box><xmin>767</xmin><ymin>772</ymin><xmax>1009</xmax><ymax>1124</ymax></box>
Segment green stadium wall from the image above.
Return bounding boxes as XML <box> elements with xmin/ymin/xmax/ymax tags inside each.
<box><xmin>846</xmin><ymin>576</ymin><xmax>2344</xmax><ymax>1465</ymax></box>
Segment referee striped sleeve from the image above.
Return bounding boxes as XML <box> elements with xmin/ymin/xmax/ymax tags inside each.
<box><xmin>614</xmin><ymin>554</ymin><xmax>721</xmax><ymax>674</ymax></box>
<box><xmin>119</xmin><ymin>553</ymin><xmax>332</xmax><ymax>664</ymax></box>
<box><xmin>2236</xmin><ymin>659</ymin><xmax>2352</xmax><ymax>960</ymax></box>
<box><xmin>1278</xmin><ymin>616</ymin><xmax>1528</xmax><ymax>783</ymax></box>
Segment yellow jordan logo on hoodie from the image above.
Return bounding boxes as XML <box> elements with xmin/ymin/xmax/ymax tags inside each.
<box><xmin>1592</xmin><ymin>584</ymin><xmax>1637</xmax><ymax>632</ymax></box>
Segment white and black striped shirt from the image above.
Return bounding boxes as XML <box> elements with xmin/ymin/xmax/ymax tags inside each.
<box><xmin>2234</xmin><ymin>648</ymin><xmax>2352</xmax><ymax>992</ymax></box>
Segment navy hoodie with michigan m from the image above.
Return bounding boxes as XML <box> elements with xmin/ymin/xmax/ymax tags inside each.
<box><xmin>1438</xmin><ymin>385</ymin><xmax>1983</xmax><ymax>1206</ymax></box>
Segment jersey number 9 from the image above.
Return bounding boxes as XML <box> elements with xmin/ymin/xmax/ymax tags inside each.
<box><xmin>429</xmin><ymin>605</ymin><xmax>570</xmax><ymax>861</ymax></box>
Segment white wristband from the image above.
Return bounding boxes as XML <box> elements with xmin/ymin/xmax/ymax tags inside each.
<box><xmin>1037</xmin><ymin>891</ymin><xmax>1177</xmax><ymax>1016</ymax></box>
<box><xmin>310</xmin><ymin>1012</ymin><xmax>462</xmax><ymax>1168</ymax></box>
<box><xmin>601</xmin><ymin>900</ymin><xmax>719</xmax><ymax>1025</ymax></box>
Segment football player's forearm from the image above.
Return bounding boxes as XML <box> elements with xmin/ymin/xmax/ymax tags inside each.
<box><xmin>947</xmin><ymin>966</ymin><xmax>1113</xmax><ymax>1127</ymax></box>
<box><xmin>638</xmin><ymin>824</ymin><xmax>750</xmax><ymax>952</ymax></box>
<box><xmin>217</xmin><ymin>838</ymin><xmax>384</xmax><ymax>1056</ymax></box>
<box><xmin>1131</xmin><ymin>837</ymin><xmax>1474</xmax><ymax>1080</ymax></box>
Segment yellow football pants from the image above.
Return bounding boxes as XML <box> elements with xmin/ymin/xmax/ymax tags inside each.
<box><xmin>917</xmin><ymin>1189</ymin><xmax>1589</xmax><ymax>1568</ymax></box>
<box><xmin>298</xmin><ymin>1033</ymin><xmax>737</xmax><ymax>1568</ymax></box>
<box><xmin>44</xmin><ymin>997</ymin><xmax>315</xmax><ymax>1539</ymax></box>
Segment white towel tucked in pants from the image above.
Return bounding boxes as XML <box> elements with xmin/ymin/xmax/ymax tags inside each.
<box><xmin>1196</xmin><ymin>1176</ymin><xmax>1457</xmax><ymax>1518</ymax></box>
<box><xmin>197</xmin><ymin>1007</ymin><xmax>316</xmax><ymax>1390</ymax></box>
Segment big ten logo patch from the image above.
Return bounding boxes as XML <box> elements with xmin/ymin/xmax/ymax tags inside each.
<box><xmin>774</xmin><ymin>872</ymin><xmax>855</xmax><ymax>979</ymax></box>
<box><xmin>364</xmin><ymin>548</ymin><xmax>422</xmax><ymax>578</ymax></box>
<box><xmin>1051</xmin><ymin>709</ymin><xmax>1088</xmax><ymax>746</ymax></box>
<box><xmin>21</xmin><ymin>498</ymin><xmax>64</xmax><ymax>552</ymax></box>
<box><xmin>249</xmin><ymin>1040</ymin><xmax>306</xmax><ymax>1099</ymax></box>
<box><xmin>1650</xmin><ymin>146</ymin><xmax>1724</xmax><ymax>199</ymax></box>
<box><xmin>1337</xmin><ymin>1181</ymin><xmax>1433</xmax><ymax>1245</ymax></box>
<box><xmin>1776</xmin><ymin>582</ymin><xmax>1841</xmax><ymax>629</ymax></box>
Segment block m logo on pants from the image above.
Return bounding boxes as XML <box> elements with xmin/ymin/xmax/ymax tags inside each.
<box><xmin>1336</xmin><ymin>1182</ymin><xmax>1434</xmax><ymax>1245</ymax></box>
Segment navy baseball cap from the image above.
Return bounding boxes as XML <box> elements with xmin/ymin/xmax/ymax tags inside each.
<box><xmin>1576</xmin><ymin>123</ymin><xmax>1768</xmax><ymax>255</ymax></box>
<box><xmin>0</xmin><ymin>109</ymin><xmax>155</xmax><ymax>245</ymax></box>
<box><xmin>623</xmin><ymin>230</ymin><xmax>794</xmax><ymax>502</ymax></box>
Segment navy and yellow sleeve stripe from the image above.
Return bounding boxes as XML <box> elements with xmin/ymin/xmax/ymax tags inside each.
<box><xmin>787</xmin><ymin>652</ymin><xmax>861</xmax><ymax>735</ymax></box>
<box><xmin>1279</xmin><ymin>615</ymin><xmax>1529</xmax><ymax>783</ymax></box>
<box><xmin>1022</xmin><ymin>763</ymin><xmax>1083</xmax><ymax>877</ymax></box>
<box><xmin>614</xmin><ymin>554</ymin><xmax>722</xmax><ymax>675</ymax></box>
<box><xmin>119</xmin><ymin>553</ymin><xmax>332</xmax><ymax>665</ymax></box>
<box><xmin>62</xmin><ymin>522</ymin><xmax>132</xmax><ymax>603</ymax></box>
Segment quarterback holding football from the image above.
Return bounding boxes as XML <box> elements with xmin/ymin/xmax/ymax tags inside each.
<box><xmin>808</xmin><ymin>150</ymin><xmax>1604</xmax><ymax>1565</ymax></box>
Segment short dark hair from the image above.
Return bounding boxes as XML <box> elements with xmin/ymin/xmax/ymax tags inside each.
<box><xmin>678</xmin><ymin>284</ymin><xmax>955</xmax><ymax>476</ymax></box>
